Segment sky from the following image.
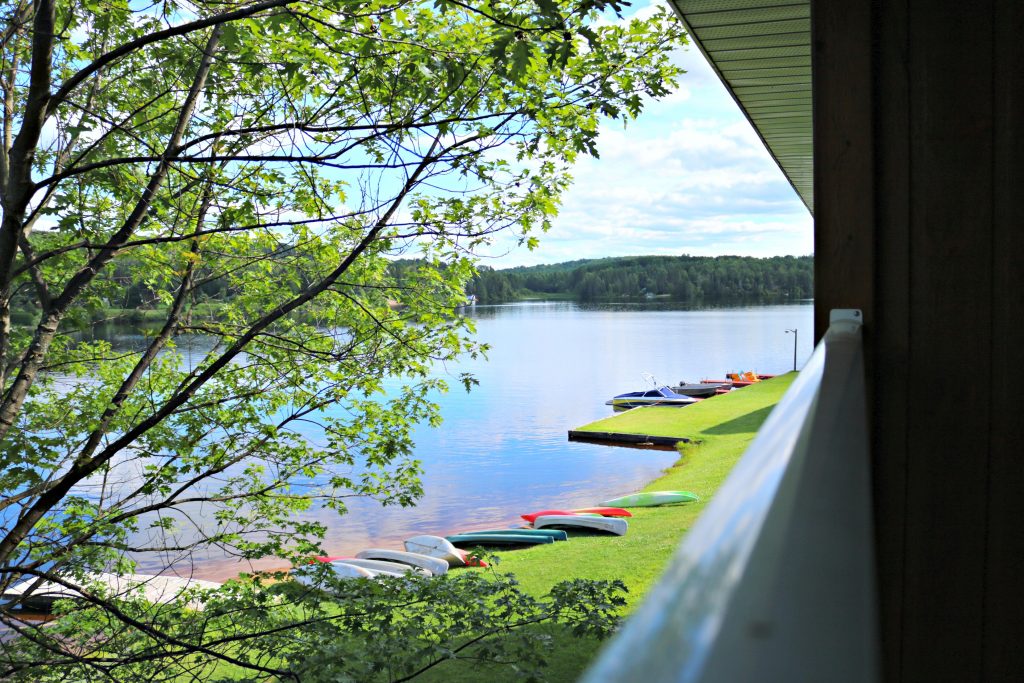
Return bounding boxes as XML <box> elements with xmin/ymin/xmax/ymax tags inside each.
<box><xmin>31</xmin><ymin>1</ymin><xmax>812</xmax><ymax>267</ymax></box>
<box><xmin>486</xmin><ymin>0</ymin><xmax>813</xmax><ymax>268</ymax></box>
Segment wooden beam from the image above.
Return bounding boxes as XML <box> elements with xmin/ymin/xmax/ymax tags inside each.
<box><xmin>811</xmin><ymin>1</ymin><xmax>874</xmax><ymax>340</ymax></box>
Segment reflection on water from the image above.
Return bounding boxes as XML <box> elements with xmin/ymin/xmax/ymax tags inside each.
<box><xmin>89</xmin><ymin>301</ymin><xmax>813</xmax><ymax>580</ymax></box>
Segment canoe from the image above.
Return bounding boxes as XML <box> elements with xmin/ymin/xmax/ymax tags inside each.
<box><xmin>355</xmin><ymin>548</ymin><xmax>450</xmax><ymax>576</ymax></box>
<box><xmin>598</xmin><ymin>491</ymin><xmax>700</xmax><ymax>507</ymax></box>
<box><xmin>316</xmin><ymin>557</ymin><xmax>433</xmax><ymax>577</ymax></box>
<box><xmin>293</xmin><ymin>561</ymin><xmax>375</xmax><ymax>588</ymax></box>
<box><xmin>446</xmin><ymin>533</ymin><xmax>555</xmax><ymax>547</ymax></box>
<box><xmin>533</xmin><ymin>515</ymin><xmax>628</xmax><ymax>536</ymax></box>
<box><xmin>570</xmin><ymin>507</ymin><xmax>633</xmax><ymax>518</ymax></box>
<box><xmin>455</xmin><ymin>528</ymin><xmax>569</xmax><ymax>541</ymax></box>
<box><xmin>520</xmin><ymin>509</ymin><xmax>602</xmax><ymax>523</ymax></box>
<box><xmin>1</xmin><ymin>572</ymin><xmax>222</xmax><ymax>611</ymax></box>
<box><xmin>404</xmin><ymin>535</ymin><xmax>487</xmax><ymax>568</ymax></box>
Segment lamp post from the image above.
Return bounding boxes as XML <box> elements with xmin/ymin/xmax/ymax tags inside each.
<box><xmin>785</xmin><ymin>329</ymin><xmax>798</xmax><ymax>371</ymax></box>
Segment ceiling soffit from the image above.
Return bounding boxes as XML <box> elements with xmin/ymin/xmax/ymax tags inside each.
<box><xmin>668</xmin><ymin>0</ymin><xmax>813</xmax><ymax>213</ymax></box>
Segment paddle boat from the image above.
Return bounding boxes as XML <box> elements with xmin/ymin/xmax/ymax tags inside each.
<box><xmin>700</xmin><ymin>371</ymin><xmax>772</xmax><ymax>389</ymax></box>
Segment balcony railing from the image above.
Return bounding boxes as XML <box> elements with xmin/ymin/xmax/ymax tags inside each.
<box><xmin>582</xmin><ymin>309</ymin><xmax>879</xmax><ymax>682</ymax></box>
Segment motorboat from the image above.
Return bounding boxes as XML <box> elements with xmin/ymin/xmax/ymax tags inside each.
<box><xmin>670</xmin><ymin>381</ymin><xmax>730</xmax><ymax>398</ymax></box>
<box><xmin>605</xmin><ymin>385</ymin><xmax>699</xmax><ymax>408</ymax></box>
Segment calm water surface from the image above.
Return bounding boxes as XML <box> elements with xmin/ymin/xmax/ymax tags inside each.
<box><xmin>122</xmin><ymin>301</ymin><xmax>813</xmax><ymax>579</ymax></box>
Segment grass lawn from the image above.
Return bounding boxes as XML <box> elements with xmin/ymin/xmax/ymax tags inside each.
<box><xmin>418</xmin><ymin>373</ymin><xmax>797</xmax><ymax>682</ymax></box>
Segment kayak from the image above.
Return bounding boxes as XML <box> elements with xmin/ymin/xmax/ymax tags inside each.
<box><xmin>454</xmin><ymin>528</ymin><xmax>569</xmax><ymax>541</ymax></box>
<box><xmin>570</xmin><ymin>507</ymin><xmax>632</xmax><ymax>518</ymax></box>
<box><xmin>315</xmin><ymin>557</ymin><xmax>433</xmax><ymax>576</ymax></box>
<box><xmin>0</xmin><ymin>573</ymin><xmax>222</xmax><ymax>611</ymax></box>
<box><xmin>533</xmin><ymin>515</ymin><xmax>628</xmax><ymax>536</ymax></box>
<box><xmin>355</xmin><ymin>549</ymin><xmax>449</xmax><ymax>576</ymax></box>
<box><xmin>293</xmin><ymin>561</ymin><xmax>375</xmax><ymax>588</ymax></box>
<box><xmin>597</xmin><ymin>491</ymin><xmax>700</xmax><ymax>507</ymax></box>
<box><xmin>446</xmin><ymin>533</ymin><xmax>554</xmax><ymax>547</ymax></box>
<box><xmin>404</xmin><ymin>535</ymin><xmax>488</xmax><ymax>567</ymax></box>
<box><xmin>520</xmin><ymin>509</ymin><xmax>602</xmax><ymax>523</ymax></box>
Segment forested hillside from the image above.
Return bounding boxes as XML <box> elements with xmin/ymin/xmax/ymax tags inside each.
<box><xmin>466</xmin><ymin>255</ymin><xmax>813</xmax><ymax>304</ymax></box>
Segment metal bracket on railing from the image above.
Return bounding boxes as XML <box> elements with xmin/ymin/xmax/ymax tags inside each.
<box><xmin>829</xmin><ymin>308</ymin><xmax>863</xmax><ymax>335</ymax></box>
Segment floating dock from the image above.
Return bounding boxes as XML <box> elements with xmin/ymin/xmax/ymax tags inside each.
<box><xmin>567</xmin><ymin>430</ymin><xmax>691</xmax><ymax>449</ymax></box>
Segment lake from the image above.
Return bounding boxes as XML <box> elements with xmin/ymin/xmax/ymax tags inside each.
<box><xmin>123</xmin><ymin>300</ymin><xmax>811</xmax><ymax>580</ymax></box>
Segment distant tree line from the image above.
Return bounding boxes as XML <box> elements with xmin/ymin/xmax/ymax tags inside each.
<box><xmin>13</xmin><ymin>253</ymin><xmax>809</xmax><ymax>324</ymax></box>
<box><xmin>465</xmin><ymin>254</ymin><xmax>813</xmax><ymax>304</ymax></box>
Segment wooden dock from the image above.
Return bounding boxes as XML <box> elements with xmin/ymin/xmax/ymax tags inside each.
<box><xmin>567</xmin><ymin>430</ymin><xmax>691</xmax><ymax>449</ymax></box>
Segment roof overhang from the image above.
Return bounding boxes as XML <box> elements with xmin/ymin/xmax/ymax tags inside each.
<box><xmin>667</xmin><ymin>0</ymin><xmax>813</xmax><ymax>214</ymax></box>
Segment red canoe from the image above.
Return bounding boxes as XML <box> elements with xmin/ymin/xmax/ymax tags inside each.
<box><xmin>521</xmin><ymin>509</ymin><xmax>587</xmax><ymax>523</ymax></box>
<box><xmin>571</xmin><ymin>507</ymin><xmax>633</xmax><ymax>518</ymax></box>
<box><xmin>521</xmin><ymin>508</ymin><xmax>632</xmax><ymax>523</ymax></box>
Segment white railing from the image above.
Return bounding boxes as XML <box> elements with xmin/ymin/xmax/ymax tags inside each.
<box><xmin>582</xmin><ymin>309</ymin><xmax>878</xmax><ymax>683</ymax></box>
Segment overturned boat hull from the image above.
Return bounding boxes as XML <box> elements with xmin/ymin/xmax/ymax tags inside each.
<box><xmin>598</xmin><ymin>491</ymin><xmax>700</xmax><ymax>507</ymax></box>
<box><xmin>533</xmin><ymin>515</ymin><xmax>628</xmax><ymax>536</ymax></box>
<box><xmin>355</xmin><ymin>548</ymin><xmax>450</xmax><ymax>576</ymax></box>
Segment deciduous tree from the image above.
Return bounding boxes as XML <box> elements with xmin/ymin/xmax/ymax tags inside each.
<box><xmin>0</xmin><ymin>0</ymin><xmax>683</xmax><ymax>677</ymax></box>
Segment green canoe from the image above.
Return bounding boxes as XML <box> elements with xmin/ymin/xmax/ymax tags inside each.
<box><xmin>454</xmin><ymin>528</ymin><xmax>569</xmax><ymax>541</ymax></box>
<box><xmin>445</xmin><ymin>533</ymin><xmax>555</xmax><ymax>547</ymax></box>
<box><xmin>597</xmin><ymin>491</ymin><xmax>700</xmax><ymax>507</ymax></box>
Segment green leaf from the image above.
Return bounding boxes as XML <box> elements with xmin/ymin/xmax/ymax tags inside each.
<box><xmin>509</xmin><ymin>40</ymin><xmax>533</xmax><ymax>83</ymax></box>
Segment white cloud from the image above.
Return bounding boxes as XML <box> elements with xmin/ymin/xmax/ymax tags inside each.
<box><xmin>485</xmin><ymin>1</ymin><xmax>813</xmax><ymax>268</ymax></box>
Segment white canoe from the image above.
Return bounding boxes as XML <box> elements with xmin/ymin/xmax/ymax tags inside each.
<box><xmin>355</xmin><ymin>548</ymin><xmax>449</xmax><ymax>576</ymax></box>
<box><xmin>533</xmin><ymin>515</ymin><xmax>628</xmax><ymax>536</ymax></box>
<box><xmin>1</xmin><ymin>573</ymin><xmax>222</xmax><ymax>610</ymax></box>
<box><xmin>293</xmin><ymin>561</ymin><xmax>375</xmax><ymax>589</ymax></box>
<box><xmin>330</xmin><ymin>558</ymin><xmax>432</xmax><ymax>577</ymax></box>
<box><xmin>404</xmin><ymin>535</ymin><xmax>484</xmax><ymax>568</ymax></box>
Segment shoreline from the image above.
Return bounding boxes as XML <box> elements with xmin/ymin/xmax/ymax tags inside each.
<box><xmin>196</xmin><ymin>376</ymin><xmax>794</xmax><ymax>590</ymax></box>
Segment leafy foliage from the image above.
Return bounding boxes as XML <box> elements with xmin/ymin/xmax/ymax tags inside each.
<box><xmin>0</xmin><ymin>0</ymin><xmax>683</xmax><ymax>677</ymax></box>
<box><xmin>2</xmin><ymin>567</ymin><xmax>627</xmax><ymax>682</ymax></box>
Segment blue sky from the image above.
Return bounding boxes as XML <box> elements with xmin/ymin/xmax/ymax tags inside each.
<box><xmin>487</xmin><ymin>0</ymin><xmax>813</xmax><ymax>268</ymax></box>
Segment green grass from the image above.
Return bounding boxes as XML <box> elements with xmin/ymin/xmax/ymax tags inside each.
<box><xmin>190</xmin><ymin>375</ymin><xmax>795</xmax><ymax>682</ymax></box>
<box><xmin>418</xmin><ymin>373</ymin><xmax>797</xmax><ymax>682</ymax></box>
